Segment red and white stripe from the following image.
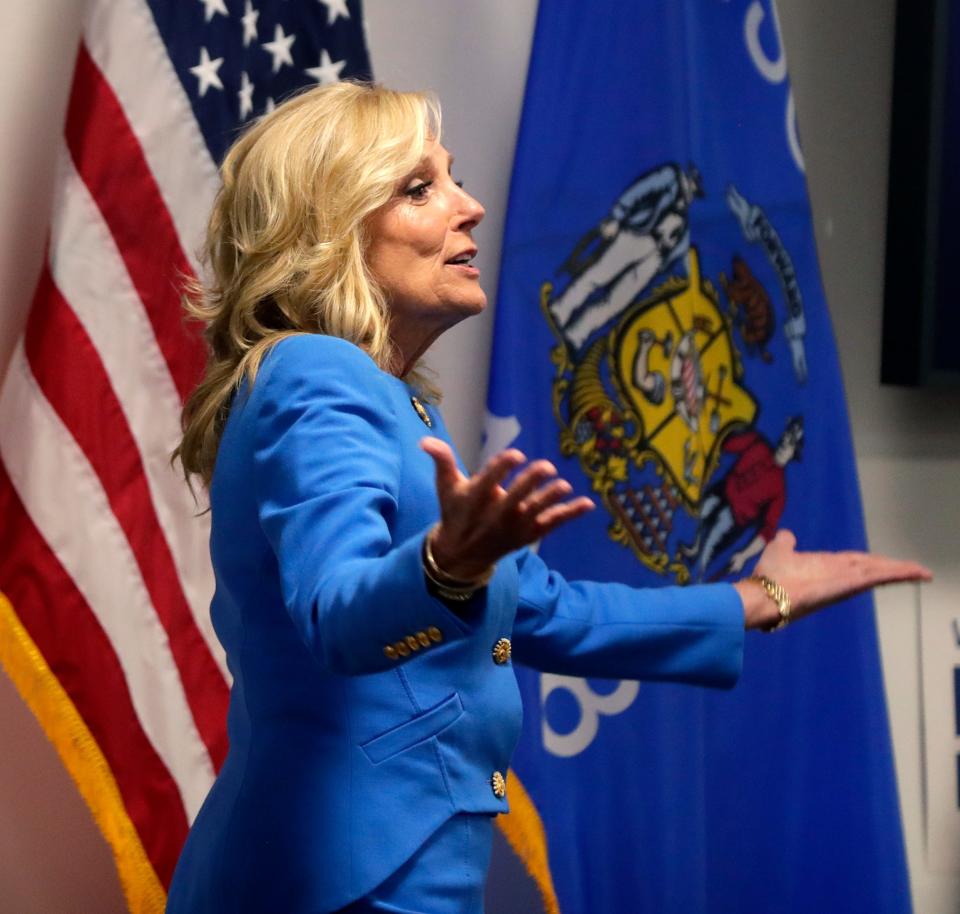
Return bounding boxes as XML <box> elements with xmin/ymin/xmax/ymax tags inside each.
<box><xmin>0</xmin><ymin>0</ymin><xmax>231</xmax><ymax>888</ymax></box>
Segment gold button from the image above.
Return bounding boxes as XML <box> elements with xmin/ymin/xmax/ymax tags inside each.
<box><xmin>427</xmin><ymin>626</ymin><xmax>443</xmax><ymax>643</ymax></box>
<box><xmin>410</xmin><ymin>396</ymin><xmax>432</xmax><ymax>427</ymax></box>
<box><xmin>491</xmin><ymin>770</ymin><xmax>506</xmax><ymax>799</ymax></box>
<box><xmin>383</xmin><ymin>645</ymin><xmax>398</xmax><ymax>660</ymax></box>
<box><xmin>416</xmin><ymin>631</ymin><xmax>431</xmax><ymax>648</ymax></box>
<box><xmin>406</xmin><ymin>635</ymin><xmax>420</xmax><ymax>652</ymax></box>
<box><xmin>395</xmin><ymin>641</ymin><xmax>411</xmax><ymax>657</ymax></box>
<box><xmin>492</xmin><ymin>638</ymin><xmax>512</xmax><ymax>665</ymax></box>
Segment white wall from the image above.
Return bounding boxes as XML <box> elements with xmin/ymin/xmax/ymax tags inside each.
<box><xmin>0</xmin><ymin>2</ymin><xmax>957</xmax><ymax>912</ymax></box>
<box><xmin>777</xmin><ymin>1</ymin><xmax>960</xmax><ymax>910</ymax></box>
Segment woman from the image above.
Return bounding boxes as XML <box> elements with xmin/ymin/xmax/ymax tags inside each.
<box><xmin>167</xmin><ymin>82</ymin><xmax>928</xmax><ymax>914</ymax></box>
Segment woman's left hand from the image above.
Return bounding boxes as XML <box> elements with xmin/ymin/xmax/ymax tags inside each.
<box><xmin>419</xmin><ymin>437</ymin><xmax>594</xmax><ymax>581</ymax></box>
<box><xmin>735</xmin><ymin>529</ymin><xmax>932</xmax><ymax>630</ymax></box>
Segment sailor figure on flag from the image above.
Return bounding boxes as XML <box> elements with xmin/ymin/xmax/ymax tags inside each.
<box><xmin>547</xmin><ymin>163</ymin><xmax>703</xmax><ymax>352</ymax></box>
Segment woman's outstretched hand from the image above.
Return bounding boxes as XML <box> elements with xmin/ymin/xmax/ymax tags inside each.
<box><xmin>420</xmin><ymin>439</ymin><xmax>932</xmax><ymax>617</ymax></box>
<box><xmin>735</xmin><ymin>529</ymin><xmax>932</xmax><ymax>630</ymax></box>
<box><xmin>420</xmin><ymin>437</ymin><xmax>594</xmax><ymax>580</ymax></box>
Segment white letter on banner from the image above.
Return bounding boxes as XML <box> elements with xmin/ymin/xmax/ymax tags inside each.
<box><xmin>785</xmin><ymin>91</ymin><xmax>805</xmax><ymax>173</ymax></box>
<box><xmin>744</xmin><ymin>1</ymin><xmax>804</xmax><ymax>173</ymax></box>
<box><xmin>541</xmin><ymin>674</ymin><xmax>640</xmax><ymax>757</ymax></box>
<box><xmin>744</xmin><ymin>1</ymin><xmax>786</xmax><ymax>84</ymax></box>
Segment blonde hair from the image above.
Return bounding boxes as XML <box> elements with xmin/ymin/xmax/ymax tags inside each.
<box><xmin>175</xmin><ymin>81</ymin><xmax>442</xmax><ymax>486</ymax></box>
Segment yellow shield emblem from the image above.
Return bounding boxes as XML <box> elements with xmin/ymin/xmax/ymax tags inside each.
<box><xmin>611</xmin><ymin>249</ymin><xmax>756</xmax><ymax>505</ymax></box>
<box><xmin>544</xmin><ymin>247</ymin><xmax>756</xmax><ymax>578</ymax></box>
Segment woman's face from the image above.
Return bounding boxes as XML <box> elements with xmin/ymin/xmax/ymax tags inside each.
<box><xmin>365</xmin><ymin>140</ymin><xmax>486</xmax><ymax>339</ymax></box>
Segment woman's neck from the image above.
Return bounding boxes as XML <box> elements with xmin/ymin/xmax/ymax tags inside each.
<box><xmin>389</xmin><ymin>322</ymin><xmax>446</xmax><ymax>378</ymax></box>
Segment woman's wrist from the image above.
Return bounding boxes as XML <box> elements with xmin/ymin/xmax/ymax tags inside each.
<box><xmin>426</xmin><ymin>524</ymin><xmax>495</xmax><ymax>583</ymax></box>
<box><xmin>734</xmin><ymin>576</ymin><xmax>789</xmax><ymax>631</ymax></box>
<box><xmin>422</xmin><ymin>525</ymin><xmax>495</xmax><ymax>601</ymax></box>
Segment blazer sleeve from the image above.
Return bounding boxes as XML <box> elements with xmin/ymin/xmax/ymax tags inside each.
<box><xmin>249</xmin><ymin>335</ymin><xmax>479</xmax><ymax>676</ymax></box>
<box><xmin>511</xmin><ymin>547</ymin><xmax>745</xmax><ymax>688</ymax></box>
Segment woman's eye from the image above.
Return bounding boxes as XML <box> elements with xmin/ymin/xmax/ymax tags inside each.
<box><xmin>404</xmin><ymin>181</ymin><xmax>432</xmax><ymax>200</ymax></box>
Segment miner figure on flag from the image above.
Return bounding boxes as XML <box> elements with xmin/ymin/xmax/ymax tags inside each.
<box><xmin>680</xmin><ymin>415</ymin><xmax>805</xmax><ymax>578</ymax></box>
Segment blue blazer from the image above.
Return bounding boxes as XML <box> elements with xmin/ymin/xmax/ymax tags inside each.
<box><xmin>166</xmin><ymin>334</ymin><xmax>744</xmax><ymax>913</ymax></box>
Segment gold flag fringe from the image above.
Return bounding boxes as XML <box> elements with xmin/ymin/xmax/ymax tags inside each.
<box><xmin>496</xmin><ymin>770</ymin><xmax>562</xmax><ymax>914</ymax></box>
<box><xmin>0</xmin><ymin>591</ymin><xmax>166</xmax><ymax>913</ymax></box>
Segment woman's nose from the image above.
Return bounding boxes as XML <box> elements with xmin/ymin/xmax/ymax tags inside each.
<box><xmin>456</xmin><ymin>187</ymin><xmax>485</xmax><ymax>230</ymax></box>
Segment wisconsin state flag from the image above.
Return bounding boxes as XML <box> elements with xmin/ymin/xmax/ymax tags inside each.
<box><xmin>485</xmin><ymin>2</ymin><xmax>911</xmax><ymax>912</ymax></box>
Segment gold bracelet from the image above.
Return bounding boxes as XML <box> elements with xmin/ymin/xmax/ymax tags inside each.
<box><xmin>422</xmin><ymin>526</ymin><xmax>494</xmax><ymax>602</ymax></box>
<box><xmin>748</xmin><ymin>574</ymin><xmax>791</xmax><ymax>632</ymax></box>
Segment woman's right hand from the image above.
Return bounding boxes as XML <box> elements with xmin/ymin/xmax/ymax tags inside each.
<box><xmin>419</xmin><ymin>437</ymin><xmax>594</xmax><ymax>581</ymax></box>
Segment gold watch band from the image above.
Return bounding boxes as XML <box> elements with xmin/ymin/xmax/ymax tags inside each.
<box><xmin>748</xmin><ymin>573</ymin><xmax>791</xmax><ymax>632</ymax></box>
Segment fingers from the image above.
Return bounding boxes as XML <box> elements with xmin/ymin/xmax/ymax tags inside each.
<box><xmin>486</xmin><ymin>455</ymin><xmax>594</xmax><ymax>536</ymax></box>
<box><xmin>533</xmin><ymin>496</ymin><xmax>595</xmax><ymax>537</ymax></box>
<box><xmin>518</xmin><ymin>478</ymin><xmax>573</xmax><ymax>516</ymax></box>
<box><xmin>891</xmin><ymin>560</ymin><xmax>933</xmax><ymax>582</ymax></box>
<box><xmin>819</xmin><ymin>551</ymin><xmax>932</xmax><ymax>581</ymax></box>
<box><xmin>419</xmin><ymin>437</ymin><xmax>463</xmax><ymax>494</ymax></box>
<box><xmin>471</xmin><ymin>448</ymin><xmax>528</xmax><ymax>496</ymax></box>
<box><xmin>422</xmin><ymin>441</ymin><xmax>595</xmax><ymax>556</ymax></box>
<box><xmin>806</xmin><ymin>554</ymin><xmax>933</xmax><ymax>614</ymax></box>
<box><xmin>771</xmin><ymin>528</ymin><xmax>797</xmax><ymax>551</ymax></box>
<box><xmin>502</xmin><ymin>461</ymin><xmax>593</xmax><ymax>533</ymax></box>
<box><xmin>503</xmin><ymin>459</ymin><xmax>560</xmax><ymax>511</ymax></box>
<box><xmin>844</xmin><ymin>553</ymin><xmax>933</xmax><ymax>585</ymax></box>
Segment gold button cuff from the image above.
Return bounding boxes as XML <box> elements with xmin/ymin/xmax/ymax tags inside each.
<box><xmin>386</xmin><ymin>632</ymin><xmax>442</xmax><ymax>660</ymax></box>
<box><xmin>492</xmin><ymin>638</ymin><xmax>512</xmax><ymax>665</ymax></box>
<box><xmin>491</xmin><ymin>770</ymin><xmax>506</xmax><ymax>799</ymax></box>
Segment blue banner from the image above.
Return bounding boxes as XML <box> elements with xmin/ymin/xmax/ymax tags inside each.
<box><xmin>486</xmin><ymin>2</ymin><xmax>910</xmax><ymax>912</ymax></box>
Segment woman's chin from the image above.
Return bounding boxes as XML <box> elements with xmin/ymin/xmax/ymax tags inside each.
<box><xmin>445</xmin><ymin>293</ymin><xmax>488</xmax><ymax>324</ymax></box>
<box><xmin>465</xmin><ymin>289</ymin><xmax>489</xmax><ymax>314</ymax></box>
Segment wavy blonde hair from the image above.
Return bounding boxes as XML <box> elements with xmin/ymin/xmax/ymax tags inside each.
<box><xmin>175</xmin><ymin>81</ymin><xmax>442</xmax><ymax>486</ymax></box>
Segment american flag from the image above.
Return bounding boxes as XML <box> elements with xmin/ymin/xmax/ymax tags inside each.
<box><xmin>0</xmin><ymin>1</ymin><xmax>370</xmax><ymax>910</ymax></box>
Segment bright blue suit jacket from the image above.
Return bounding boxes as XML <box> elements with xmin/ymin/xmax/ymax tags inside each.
<box><xmin>166</xmin><ymin>334</ymin><xmax>745</xmax><ymax>913</ymax></box>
